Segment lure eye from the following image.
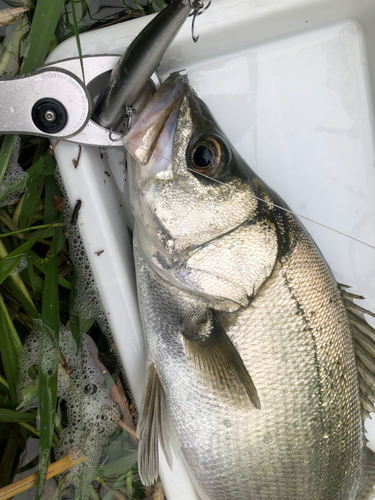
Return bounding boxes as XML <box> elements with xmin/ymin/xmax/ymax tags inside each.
<box><xmin>189</xmin><ymin>135</ymin><xmax>228</xmax><ymax>177</ymax></box>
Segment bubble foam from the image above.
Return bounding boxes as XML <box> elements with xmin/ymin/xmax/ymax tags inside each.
<box><xmin>17</xmin><ymin>326</ymin><xmax>121</xmax><ymax>492</ymax></box>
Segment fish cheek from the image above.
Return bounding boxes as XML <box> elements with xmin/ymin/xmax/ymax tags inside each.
<box><xmin>179</xmin><ymin>220</ymin><xmax>279</xmax><ymax>309</ymax></box>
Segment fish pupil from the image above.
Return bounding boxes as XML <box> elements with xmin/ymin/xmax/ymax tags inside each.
<box><xmin>193</xmin><ymin>144</ymin><xmax>213</xmax><ymax>168</ymax></box>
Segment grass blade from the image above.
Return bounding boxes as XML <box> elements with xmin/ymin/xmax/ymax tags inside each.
<box><xmin>0</xmin><ymin>222</ymin><xmax>65</xmax><ymax>239</ymax></box>
<box><xmin>100</xmin><ymin>452</ymin><xmax>138</xmax><ymax>477</ymax></box>
<box><xmin>0</xmin><ymin>408</ymin><xmax>35</xmax><ymax>422</ymax></box>
<box><xmin>0</xmin><ymin>254</ymin><xmax>24</xmax><ymax>285</ymax></box>
<box><xmin>0</xmin><ymin>375</ymin><xmax>10</xmax><ymax>394</ymax></box>
<box><xmin>80</xmin><ymin>317</ymin><xmax>95</xmax><ymax>334</ymax></box>
<box><xmin>35</xmin><ymin>367</ymin><xmax>58</xmax><ymax>500</ymax></box>
<box><xmin>26</xmin><ymin>152</ymin><xmax>56</xmax><ymax>179</ymax></box>
<box><xmin>36</xmin><ymin>230</ymin><xmax>64</xmax><ymax>500</ymax></box>
<box><xmin>0</xmin><ymin>227</ymin><xmax>54</xmax><ymax>285</ymax></box>
<box><xmin>0</xmin><ymin>175</ymin><xmax>28</xmax><ymax>206</ymax></box>
<box><xmin>70</xmin><ymin>0</ymin><xmax>85</xmax><ymax>84</ymax></box>
<box><xmin>18</xmin><ymin>174</ymin><xmax>45</xmax><ymax>230</ymax></box>
<box><xmin>6</xmin><ymin>279</ymin><xmax>41</xmax><ymax>321</ymax></box>
<box><xmin>100</xmin><ymin>473</ymin><xmax>131</xmax><ymax>500</ymax></box>
<box><xmin>0</xmin><ymin>294</ymin><xmax>22</xmax><ymax>351</ymax></box>
<box><xmin>0</xmin><ymin>135</ymin><xmax>18</xmax><ymax>186</ymax></box>
<box><xmin>42</xmin><ymin>232</ymin><xmax>65</xmax><ymax>341</ymax></box>
<box><xmin>147</xmin><ymin>0</ymin><xmax>167</xmax><ymax>13</ymax></box>
<box><xmin>0</xmin><ymin>209</ymin><xmax>19</xmax><ymax>235</ymax></box>
<box><xmin>20</xmin><ymin>0</ymin><xmax>67</xmax><ymax>75</ymax></box>
<box><xmin>0</xmin><ymin>238</ymin><xmax>36</xmax><ymax>307</ymax></box>
<box><xmin>19</xmin><ymin>145</ymin><xmax>57</xmax><ymax>230</ymax></box>
<box><xmin>0</xmin><ymin>293</ymin><xmax>22</xmax><ymax>403</ymax></box>
<box><xmin>0</xmin><ymin>437</ymin><xmax>18</xmax><ymax>489</ymax></box>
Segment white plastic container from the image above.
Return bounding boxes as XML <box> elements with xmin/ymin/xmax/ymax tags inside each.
<box><xmin>47</xmin><ymin>0</ymin><xmax>375</xmax><ymax>497</ymax></box>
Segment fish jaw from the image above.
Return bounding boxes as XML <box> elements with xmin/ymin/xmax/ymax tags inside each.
<box><xmin>124</xmin><ymin>73</ymin><xmax>188</xmax><ymax>277</ymax></box>
<box><xmin>124</xmin><ymin>73</ymin><xmax>186</xmax><ymax>177</ymax></box>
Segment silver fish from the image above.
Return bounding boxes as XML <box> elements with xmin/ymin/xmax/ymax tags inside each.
<box><xmin>124</xmin><ymin>73</ymin><xmax>375</xmax><ymax>500</ymax></box>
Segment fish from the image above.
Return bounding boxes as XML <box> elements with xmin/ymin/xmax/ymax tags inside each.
<box><xmin>124</xmin><ymin>72</ymin><xmax>375</xmax><ymax>500</ymax></box>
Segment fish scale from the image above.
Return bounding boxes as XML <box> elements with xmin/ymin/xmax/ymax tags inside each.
<box><xmin>125</xmin><ymin>73</ymin><xmax>375</xmax><ymax>499</ymax></box>
<box><xmin>225</xmin><ymin>242</ymin><xmax>362</xmax><ymax>499</ymax></box>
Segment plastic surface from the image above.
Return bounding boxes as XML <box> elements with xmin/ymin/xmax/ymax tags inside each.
<box><xmin>47</xmin><ymin>0</ymin><xmax>375</xmax><ymax>497</ymax></box>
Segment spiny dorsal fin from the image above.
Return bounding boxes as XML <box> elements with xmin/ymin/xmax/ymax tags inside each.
<box><xmin>340</xmin><ymin>284</ymin><xmax>375</xmax><ymax>420</ymax></box>
<box><xmin>182</xmin><ymin>311</ymin><xmax>261</xmax><ymax>410</ymax></box>
<box><xmin>355</xmin><ymin>447</ymin><xmax>375</xmax><ymax>500</ymax></box>
<box><xmin>137</xmin><ymin>361</ymin><xmax>173</xmax><ymax>485</ymax></box>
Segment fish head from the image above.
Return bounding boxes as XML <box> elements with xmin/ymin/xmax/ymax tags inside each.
<box><xmin>125</xmin><ymin>73</ymin><xmax>259</xmax><ymax>257</ymax></box>
<box><xmin>124</xmin><ymin>73</ymin><xmax>281</xmax><ymax>310</ymax></box>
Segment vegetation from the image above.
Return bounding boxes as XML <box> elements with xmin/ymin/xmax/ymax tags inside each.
<box><xmin>0</xmin><ymin>0</ymin><xmax>166</xmax><ymax>498</ymax></box>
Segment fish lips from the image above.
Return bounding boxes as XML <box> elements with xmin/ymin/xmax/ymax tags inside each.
<box><xmin>124</xmin><ymin>72</ymin><xmax>187</xmax><ymax>179</ymax></box>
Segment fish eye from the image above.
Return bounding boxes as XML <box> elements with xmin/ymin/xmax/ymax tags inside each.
<box><xmin>193</xmin><ymin>144</ymin><xmax>214</xmax><ymax>168</ymax></box>
<box><xmin>189</xmin><ymin>135</ymin><xmax>229</xmax><ymax>177</ymax></box>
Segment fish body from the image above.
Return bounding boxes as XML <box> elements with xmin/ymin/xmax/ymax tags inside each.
<box><xmin>124</xmin><ymin>74</ymin><xmax>375</xmax><ymax>499</ymax></box>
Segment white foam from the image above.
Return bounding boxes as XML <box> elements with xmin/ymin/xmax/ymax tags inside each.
<box><xmin>17</xmin><ymin>325</ymin><xmax>121</xmax><ymax>491</ymax></box>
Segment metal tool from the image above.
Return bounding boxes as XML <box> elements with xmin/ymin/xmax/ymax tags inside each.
<box><xmin>0</xmin><ymin>55</ymin><xmax>128</xmax><ymax>147</ymax></box>
<box><xmin>0</xmin><ymin>0</ymin><xmax>211</xmax><ymax>147</ymax></box>
<box><xmin>0</xmin><ymin>52</ymin><xmax>162</xmax><ymax>146</ymax></box>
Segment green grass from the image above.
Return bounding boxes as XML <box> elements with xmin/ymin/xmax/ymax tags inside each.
<box><xmin>0</xmin><ymin>0</ymin><xmax>167</xmax><ymax>498</ymax></box>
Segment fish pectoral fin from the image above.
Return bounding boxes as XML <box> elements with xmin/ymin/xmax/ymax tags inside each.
<box><xmin>183</xmin><ymin>311</ymin><xmax>261</xmax><ymax>410</ymax></box>
<box><xmin>137</xmin><ymin>361</ymin><xmax>173</xmax><ymax>485</ymax></box>
<box><xmin>340</xmin><ymin>284</ymin><xmax>375</xmax><ymax>419</ymax></box>
<box><xmin>355</xmin><ymin>447</ymin><xmax>375</xmax><ymax>500</ymax></box>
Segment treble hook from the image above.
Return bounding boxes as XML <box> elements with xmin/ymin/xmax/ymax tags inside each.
<box><xmin>108</xmin><ymin>105</ymin><xmax>135</xmax><ymax>143</ymax></box>
<box><xmin>189</xmin><ymin>0</ymin><xmax>211</xmax><ymax>43</ymax></box>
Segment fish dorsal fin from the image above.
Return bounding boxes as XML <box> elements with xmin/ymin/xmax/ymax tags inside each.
<box><xmin>355</xmin><ymin>447</ymin><xmax>375</xmax><ymax>500</ymax></box>
<box><xmin>182</xmin><ymin>311</ymin><xmax>261</xmax><ymax>410</ymax></box>
<box><xmin>340</xmin><ymin>284</ymin><xmax>375</xmax><ymax>420</ymax></box>
<box><xmin>137</xmin><ymin>361</ymin><xmax>173</xmax><ymax>485</ymax></box>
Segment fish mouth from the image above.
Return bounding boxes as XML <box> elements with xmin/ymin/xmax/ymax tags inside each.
<box><xmin>124</xmin><ymin>72</ymin><xmax>187</xmax><ymax>172</ymax></box>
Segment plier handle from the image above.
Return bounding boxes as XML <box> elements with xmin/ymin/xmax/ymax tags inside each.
<box><xmin>0</xmin><ymin>55</ymin><xmax>138</xmax><ymax>147</ymax></box>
